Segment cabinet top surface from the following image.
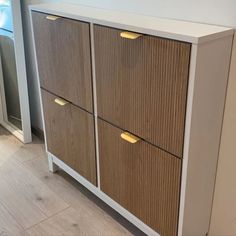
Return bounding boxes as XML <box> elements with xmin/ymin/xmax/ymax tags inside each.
<box><xmin>29</xmin><ymin>3</ymin><xmax>234</xmax><ymax>44</ymax></box>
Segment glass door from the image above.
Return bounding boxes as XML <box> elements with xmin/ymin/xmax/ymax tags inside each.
<box><xmin>0</xmin><ymin>1</ymin><xmax>31</xmax><ymax>143</ymax></box>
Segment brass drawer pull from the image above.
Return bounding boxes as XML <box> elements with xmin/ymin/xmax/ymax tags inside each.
<box><xmin>121</xmin><ymin>132</ymin><xmax>140</xmax><ymax>144</ymax></box>
<box><xmin>46</xmin><ymin>15</ymin><xmax>61</xmax><ymax>21</ymax></box>
<box><xmin>54</xmin><ymin>98</ymin><xmax>69</xmax><ymax>106</ymax></box>
<box><xmin>120</xmin><ymin>31</ymin><xmax>142</xmax><ymax>40</ymax></box>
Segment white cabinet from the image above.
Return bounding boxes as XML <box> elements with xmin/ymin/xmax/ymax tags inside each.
<box><xmin>30</xmin><ymin>3</ymin><xmax>234</xmax><ymax>236</ymax></box>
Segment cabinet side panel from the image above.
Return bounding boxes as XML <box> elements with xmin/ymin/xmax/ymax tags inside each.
<box><xmin>209</xmin><ymin>34</ymin><xmax>236</xmax><ymax>236</ymax></box>
<box><xmin>180</xmin><ymin>36</ymin><xmax>233</xmax><ymax>236</ymax></box>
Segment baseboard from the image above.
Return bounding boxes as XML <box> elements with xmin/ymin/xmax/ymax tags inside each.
<box><xmin>32</xmin><ymin>126</ymin><xmax>44</xmax><ymax>140</ymax></box>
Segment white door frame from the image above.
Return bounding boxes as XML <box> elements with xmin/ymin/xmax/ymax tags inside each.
<box><xmin>0</xmin><ymin>1</ymin><xmax>31</xmax><ymax>143</ymax></box>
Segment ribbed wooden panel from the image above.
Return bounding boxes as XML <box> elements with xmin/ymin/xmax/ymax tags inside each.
<box><xmin>98</xmin><ymin>119</ymin><xmax>182</xmax><ymax>236</ymax></box>
<box><xmin>32</xmin><ymin>11</ymin><xmax>93</xmax><ymax>112</ymax></box>
<box><xmin>41</xmin><ymin>89</ymin><xmax>97</xmax><ymax>185</ymax></box>
<box><xmin>94</xmin><ymin>25</ymin><xmax>191</xmax><ymax>157</ymax></box>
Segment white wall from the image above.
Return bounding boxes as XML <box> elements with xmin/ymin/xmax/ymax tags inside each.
<box><xmin>65</xmin><ymin>0</ymin><xmax>236</xmax><ymax>27</ymax></box>
<box><xmin>21</xmin><ymin>1</ymin><xmax>236</xmax><ymax>235</ymax></box>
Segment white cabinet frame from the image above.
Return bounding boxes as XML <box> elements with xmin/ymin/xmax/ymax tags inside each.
<box><xmin>29</xmin><ymin>3</ymin><xmax>234</xmax><ymax>236</ymax></box>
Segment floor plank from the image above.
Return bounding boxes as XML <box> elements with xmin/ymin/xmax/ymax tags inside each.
<box><xmin>0</xmin><ymin>126</ymin><xmax>145</xmax><ymax>235</ymax></box>
<box><xmin>0</xmin><ymin>174</ymin><xmax>46</xmax><ymax>229</ymax></box>
<box><xmin>24</xmin><ymin>158</ymin><xmax>145</xmax><ymax>235</ymax></box>
<box><xmin>0</xmin><ymin>125</ymin><xmax>46</xmax><ymax>163</ymax></box>
<box><xmin>0</xmin><ymin>127</ymin><xmax>22</xmax><ymax>157</ymax></box>
<box><xmin>0</xmin><ymin>159</ymin><xmax>69</xmax><ymax>218</ymax></box>
<box><xmin>0</xmin><ymin>203</ymin><xmax>26</xmax><ymax>236</ymax></box>
<box><xmin>26</xmin><ymin>207</ymin><xmax>132</xmax><ymax>236</ymax></box>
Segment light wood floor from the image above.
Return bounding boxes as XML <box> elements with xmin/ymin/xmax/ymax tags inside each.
<box><xmin>0</xmin><ymin>126</ymin><xmax>145</xmax><ymax>236</ymax></box>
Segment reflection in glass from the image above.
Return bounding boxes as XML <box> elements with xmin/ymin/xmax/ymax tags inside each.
<box><xmin>0</xmin><ymin>0</ymin><xmax>22</xmax><ymax>130</ymax></box>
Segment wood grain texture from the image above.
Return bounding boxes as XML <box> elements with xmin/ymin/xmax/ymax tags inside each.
<box><xmin>0</xmin><ymin>203</ymin><xmax>26</xmax><ymax>236</ymax></box>
<box><xmin>0</xmin><ymin>126</ymin><xmax>143</xmax><ymax>235</ymax></box>
<box><xmin>24</xmin><ymin>158</ymin><xmax>145</xmax><ymax>236</ymax></box>
<box><xmin>94</xmin><ymin>25</ymin><xmax>191</xmax><ymax>157</ymax></box>
<box><xmin>32</xmin><ymin>11</ymin><xmax>93</xmax><ymax>112</ymax></box>
<box><xmin>98</xmin><ymin>119</ymin><xmax>182</xmax><ymax>236</ymax></box>
<box><xmin>26</xmin><ymin>207</ymin><xmax>132</xmax><ymax>236</ymax></box>
<box><xmin>41</xmin><ymin>89</ymin><xmax>97</xmax><ymax>185</ymax></box>
<box><xmin>0</xmin><ymin>171</ymin><xmax>46</xmax><ymax>229</ymax></box>
<box><xmin>0</xmin><ymin>158</ymin><xmax>69</xmax><ymax>218</ymax></box>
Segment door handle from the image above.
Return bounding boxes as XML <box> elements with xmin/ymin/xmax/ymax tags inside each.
<box><xmin>46</xmin><ymin>15</ymin><xmax>61</xmax><ymax>21</ymax></box>
<box><xmin>120</xmin><ymin>132</ymin><xmax>140</xmax><ymax>144</ymax></box>
<box><xmin>54</xmin><ymin>98</ymin><xmax>69</xmax><ymax>106</ymax></box>
<box><xmin>120</xmin><ymin>31</ymin><xmax>142</xmax><ymax>40</ymax></box>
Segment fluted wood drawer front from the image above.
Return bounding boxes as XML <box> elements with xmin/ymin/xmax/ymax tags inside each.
<box><xmin>94</xmin><ymin>25</ymin><xmax>191</xmax><ymax>157</ymax></box>
<box><xmin>98</xmin><ymin>118</ymin><xmax>182</xmax><ymax>236</ymax></box>
<box><xmin>32</xmin><ymin>11</ymin><xmax>93</xmax><ymax>112</ymax></box>
<box><xmin>41</xmin><ymin>89</ymin><xmax>97</xmax><ymax>185</ymax></box>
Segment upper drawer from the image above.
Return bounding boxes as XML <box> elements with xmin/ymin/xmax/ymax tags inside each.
<box><xmin>32</xmin><ymin>12</ymin><xmax>93</xmax><ymax>112</ymax></box>
<box><xmin>94</xmin><ymin>25</ymin><xmax>191</xmax><ymax>157</ymax></box>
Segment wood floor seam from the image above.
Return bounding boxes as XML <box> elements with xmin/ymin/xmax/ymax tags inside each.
<box><xmin>0</xmin><ymin>201</ymin><xmax>25</xmax><ymax>234</ymax></box>
<box><xmin>24</xmin><ymin>205</ymin><xmax>71</xmax><ymax>231</ymax></box>
<box><xmin>0</xmin><ymin>126</ymin><xmax>144</xmax><ymax>235</ymax></box>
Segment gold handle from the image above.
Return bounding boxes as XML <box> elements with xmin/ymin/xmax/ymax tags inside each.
<box><xmin>120</xmin><ymin>31</ymin><xmax>142</xmax><ymax>40</ymax></box>
<box><xmin>54</xmin><ymin>98</ymin><xmax>69</xmax><ymax>106</ymax></box>
<box><xmin>120</xmin><ymin>132</ymin><xmax>140</xmax><ymax>144</ymax></box>
<box><xmin>46</xmin><ymin>15</ymin><xmax>60</xmax><ymax>21</ymax></box>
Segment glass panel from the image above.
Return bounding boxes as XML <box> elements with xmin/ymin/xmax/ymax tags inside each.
<box><xmin>0</xmin><ymin>0</ymin><xmax>13</xmax><ymax>32</ymax></box>
<box><xmin>0</xmin><ymin>0</ymin><xmax>22</xmax><ymax>130</ymax></box>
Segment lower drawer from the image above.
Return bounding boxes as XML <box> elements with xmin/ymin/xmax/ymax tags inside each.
<box><xmin>98</xmin><ymin>119</ymin><xmax>181</xmax><ymax>236</ymax></box>
<box><xmin>41</xmin><ymin>89</ymin><xmax>97</xmax><ymax>185</ymax></box>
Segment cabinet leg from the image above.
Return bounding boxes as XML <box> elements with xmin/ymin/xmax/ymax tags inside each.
<box><xmin>47</xmin><ymin>153</ymin><xmax>59</xmax><ymax>173</ymax></box>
